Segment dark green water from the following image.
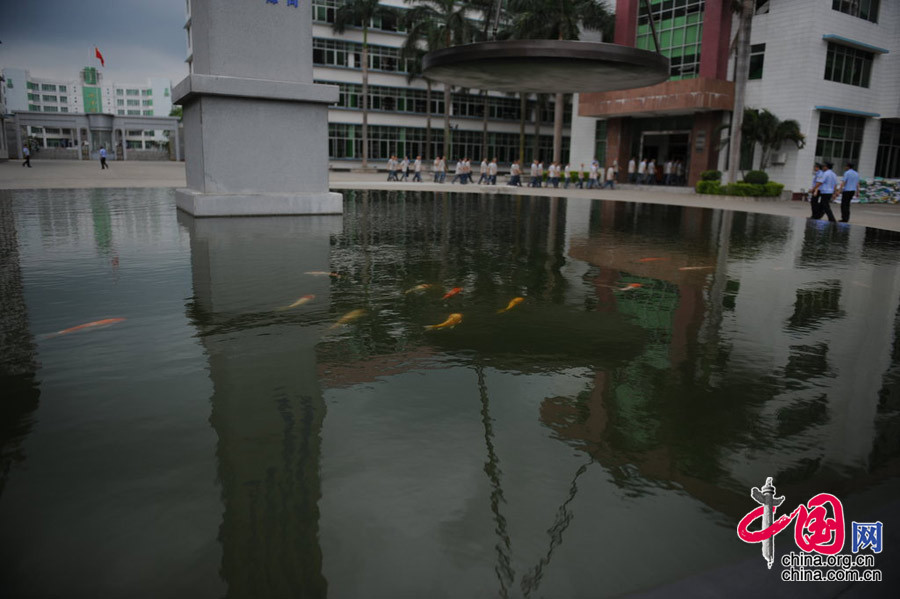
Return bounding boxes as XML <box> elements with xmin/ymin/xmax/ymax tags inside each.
<box><xmin>1</xmin><ymin>188</ymin><xmax>898</xmax><ymax>598</ymax></box>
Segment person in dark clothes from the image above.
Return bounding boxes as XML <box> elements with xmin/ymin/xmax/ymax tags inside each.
<box><xmin>836</xmin><ymin>162</ymin><xmax>859</xmax><ymax>223</ymax></box>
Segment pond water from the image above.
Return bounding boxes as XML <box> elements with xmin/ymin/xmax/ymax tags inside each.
<box><xmin>1</xmin><ymin>188</ymin><xmax>898</xmax><ymax>598</ymax></box>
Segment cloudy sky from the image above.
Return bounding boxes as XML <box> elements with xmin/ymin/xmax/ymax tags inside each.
<box><xmin>0</xmin><ymin>0</ymin><xmax>189</xmax><ymax>84</ymax></box>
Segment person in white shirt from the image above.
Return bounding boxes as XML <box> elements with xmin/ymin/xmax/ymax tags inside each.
<box><xmin>488</xmin><ymin>158</ymin><xmax>498</xmax><ymax>185</ymax></box>
<box><xmin>463</xmin><ymin>158</ymin><xmax>472</xmax><ymax>184</ymax></box>
<box><xmin>564</xmin><ymin>163</ymin><xmax>572</xmax><ymax>188</ymax></box>
<box><xmin>400</xmin><ymin>156</ymin><xmax>410</xmax><ymax>181</ymax></box>
<box><xmin>433</xmin><ymin>156</ymin><xmax>441</xmax><ymax>182</ymax></box>
<box><xmin>647</xmin><ymin>159</ymin><xmax>656</xmax><ymax>185</ymax></box>
<box><xmin>638</xmin><ymin>158</ymin><xmax>647</xmax><ymax>184</ymax></box>
<box><xmin>603</xmin><ymin>164</ymin><xmax>616</xmax><ymax>189</ymax></box>
<box><xmin>529</xmin><ymin>160</ymin><xmax>540</xmax><ymax>187</ymax></box>
<box><xmin>628</xmin><ymin>157</ymin><xmax>636</xmax><ymax>183</ymax></box>
<box><xmin>478</xmin><ymin>158</ymin><xmax>488</xmax><ymax>184</ymax></box>
<box><xmin>413</xmin><ymin>156</ymin><xmax>422</xmax><ymax>182</ymax></box>
<box><xmin>437</xmin><ymin>156</ymin><xmax>447</xmax><ymax>183</ymax></box>
<box><xmin>675</xmin><ymin>159</ymin><xmax>684</xmax><ymax>185</ymax></box>
<box><xmin>509</xmin><ymin>160</ymin><xmax>522</xmax><ymax>186</ymax></box>
<box><xmin>22</xmin><ymin>145</ymin><xmax>32</xmax><ymax>168</ymax></box>
<box><xmin>548</xmin><ymin>162</ymin><xmax>559</xmax><ymax>188</ymax></box>
<box><xmin>588</xmin><ymin>161</ymin><xmax>599</xmax><ymax>189</ymax></box>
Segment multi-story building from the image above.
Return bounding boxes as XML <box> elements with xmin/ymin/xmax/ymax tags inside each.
<box><xmin>577</xmin><ymin>0</ymin><xmax>900</xmax><ymax>192</ymax></box>
<box><xmin>182</xmin><ymin>0</ymin><xmax>571</xmax><ymax>168</ymax></box>
<box><xmin>2</xmin><ymin>66</ymin><xmax>173</xmax><ymax>151</ymax></box>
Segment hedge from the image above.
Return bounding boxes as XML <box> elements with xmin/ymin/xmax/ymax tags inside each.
<box><xmin>695</xmin><ymin>181</ymin><xmax>785</xmax><ymax>197</ymax></box>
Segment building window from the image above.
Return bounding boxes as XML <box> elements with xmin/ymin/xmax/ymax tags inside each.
<box><xmin>595</xmin><ymin>120</ymin><xmax>607</xmax><ymax>167</ymax></box>
<box><xmin>143</xmin><ymin>99</ymin><xmax>153</xmax><ymax>106</ymax></box>
<box><xmin>117</xmin><ymin>99</ymin><xmax>125</xmax><ymax>106</ymax></box>
<box><xmin>41</xmin><ymin>83</ymin><xmax>57</xmax><ymax>91</ymax></box>
<box><xmin>636</xmin><ymin>0</ymin><xmax>705</xmax><ymax>80</ymax></box>
<box><xmin>875</xmin><ymin>120</ymin><xmax>900</xmax><ymax>178</ymax></box>
<box><xmin>312</xmin><ymin>38</ymin><xmax>411</xmax><ymax>73</ymax></box>
<box><xmin>816</xmin><ymin>111</ymin><xmax>865</xmax><ymax>166</ymax></box>
<box><xmin>126</xmin><ymin>89</ymin><xmax>140</xmax><ymax>96</ymax></box>
<box><xmin>59</xmin><ymin>96</ymin><xmax>68</xmax><ymax>103</ymax></box>
<box><xmin>27</xmin><ymin>81</ymin><xmax>37</xmax><ymax>90</ymax></box>
<box><xmin>142</xmin><ymin>89</ymin><xmax>153</xmax><ymax>96</ymax></box>
<box><xmin>127</xmin><ymin>130</ymin><xmax>143</xmax><ymax>136</ymax></box>
<box><xmin>29</xmin><ymin>105</ymin><xmax>40</xmax><ymax>111</ymax></box>
<box><xmin>60</xmin><ymin>107</ymin><xmax>69</xmax><ymax>113</ymax></box>
<box><xmin>824</xmin><ymin>42</ymin><xmax>873</xmax><ymax>87</ymax></box>
<box><xmin>118</xmin><ymin>110</ymin><xmax>125</xmax><ymax>115</ymax></box>
<box><xmin>117</xmin><ymin>89</ymin><xmax>124</xmax><ymax>95</ymax></box>
<box><xmin>143</xmin><ymin>110</ymin><xmax>153</xmax><ymax>115</ymax></box>
<box><xmin>58</xmin><ymin>85</ymin><xmax>67</xmax><ymax>93</ymax></box>
<box><xmin>127</xmin><ymin>99</ymin><xmax>140</xmax><ymax>106</ymax></box>
<box><xmin>127</xmin><ymin>110</ymin><xmax>140</xmax><ymax>115</ymax></box>
<box><xmin>6</xmin><ymin>79</ymin><xmax>12</xmax><ymax>88</ymax></box>
<box><xmin>164</xmin><ymin>88</ymin><xmax>170</xmax><ymax>97</ymax></box>
<box><xmin>43</xmin><ymin>106</ymin><xmax>58</xmax><ymax>112</ymax></box>
<box><xmin>832</xmin><ymin>0</ymin><xmax>879</xmax><ymax>23</ymax></box>
<box><xmin>42</xmin><ymin>95</ymin><xmax>57</xmax><ymax>102</ymax></box>
<box><xmin>28</xmin><ymin>93</ymin><xmax>39</xmax><ymax>101</ymax></box>
<box><xmin>748</xmin><ymin>43</ymin><xmax>765</xmax><ymax>79</ymax></box>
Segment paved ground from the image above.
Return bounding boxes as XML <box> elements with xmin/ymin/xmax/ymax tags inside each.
<box><xmin>3</xmin><ymin>159</ymin><xmax>900</xmax><ymax>232</ymax></box>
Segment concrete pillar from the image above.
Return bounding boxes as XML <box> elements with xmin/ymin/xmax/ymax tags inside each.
<box><xmin>173</xmin><ymin>125</ymin><xmax>181</xmax><ymax>161</ymax></box>
<box><xmin>567</xmin><ymin>94</ymin><xmax>597</xmax><ymax>169</ymax></box>
<box><xmin>858</xmin><ymin>117</ymin><xmax>880</xmax><ymax>179</ymax></box>
<box><xmin>175</xmin><ymin>0</ymin><xmax>341</xmax><ymax>217</ymax></box>
<box><xmin>688</xmin><ymin>111</ymin><xmax>723</xmax><ymax>187</ymax></box>
<box><xmin>14</xmin><ymin>115</ymin><xmax>22</xmax><ymax>160</ymax></box>
<box><xmin>120</xmin><ymin>129</ymin><xmax>127</xmax><ymax>161</ymax></box>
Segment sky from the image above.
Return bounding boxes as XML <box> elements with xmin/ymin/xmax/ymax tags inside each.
<box><xmin>0</xmin><ymin>0</ymin><xmax>189</xmax><ymax>84</ymax></box>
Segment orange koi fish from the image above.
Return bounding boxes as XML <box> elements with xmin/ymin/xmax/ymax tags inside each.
<box><xmin>329</xmin><ymin>308</ymin><xmax>366</xmax><ymax>329</ymax></box>
<box><xmin>442</xmin><ymin>287</ymin><xmax>463</xmax><ymax>300</ymax></box>
<box><xmin>404</xmin><ymin>284</ymin><xmax>433</xmax><ymax>295</ymax></box>
<box><xmin>46</xmin><ymin>318</ymin><xmax>125</xmax><ymax>338</ymax></box>
<box><xmin>618</xmin><ymin>283</ymin><xmax>643</xmax><ymax>291</ymax></box>
<box><xmin>638</xmin><ymin>257</ymin><xmax>668</xmax><ymax>263</ymax></box>
<box><xmin>424</xmin><ymin>313</ymin><xmax>462</xmax><ymax>330</ymax></box>
<box><xmin>497</xmin><ymin>297</ymin><xmax>524</xmax><ymax>314</ymax></box>
<box><xmin>678</xmin><ymin>266</ymin><xmax>714</xmax><ymax>271</ymax></box>
<box><xmin>275</xmin><ymin>294</ymin><xmax>315</xmax><ymax>311</ymax></box>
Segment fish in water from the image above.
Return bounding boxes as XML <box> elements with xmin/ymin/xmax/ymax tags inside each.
<box><xmin>442</xmin><ymin>287</ymin><xmax>463</xmax><ymax>300</ymax></box>
<box><xmin>424</xmin><ymin>313</ymin><xmax>462</xmax><ymax>330</ymax></box>
<box><xmin>638</xmin><ymin>257</ymin><xmax>668</xmax><ymax>263</ymax></box>
<box><xmin>405</xmin><ymin>284</ymin><xmax>433</xmax><ymax>294</ymax></box>
<box><xmin>678</xmin><ymin>266</ymin><xmax>713</xmax><ymax>271</ymax></box>
<box><xmin>618</xmin><ymin>283</ymin><xmax>643</xmax><ymax>291</ymax></box>
<box><xmin>45</xmin><ymin>317</ymin><xmax>125</xmax><ymax>338</ymax></box>
<box><xmin>275</xmin><ymin>294</ymin><xmax>315</xmax><ymax>311</ymax></box>
<box><xmin>329</xmin><ymin>308</ymin><xmax>366</xmax><ymax>329</ymax></box>
<box><xmin>305</xmin><ymin>271</ymin><xmax>341</xmax><ymax>278</ymax></box>
<box><xmin>497</xmin><ymin>297</ymin><xmax>524</xmax><ymax>313</ymax></box>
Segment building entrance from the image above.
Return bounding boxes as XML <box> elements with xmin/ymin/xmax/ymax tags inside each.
<box><xmin>640</xmin><ymin>130</ymin><xmax>691</xmax><ymax>185</ymax></box>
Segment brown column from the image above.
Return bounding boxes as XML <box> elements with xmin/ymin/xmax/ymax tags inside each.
<box><xmin>614</xmin><ymin>0</ymin><xmax>639</xmax><ymax>46</ymax></box>
<box><xmin>688</xmin><ymin>111</ymin><xmax>722</xmax><ymax>187</ymax></box>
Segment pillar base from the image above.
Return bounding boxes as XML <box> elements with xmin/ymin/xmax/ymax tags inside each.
<box><xmin>176</xmin><ymin>188</ymin><xmax>343</xmax><ymax>217</ymax></box>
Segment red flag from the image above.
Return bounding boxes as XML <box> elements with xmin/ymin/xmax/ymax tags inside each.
<box><xmin>95</xmin><ymin>47</ymin><xmax>105</xmax><ymax>67</ymax></box>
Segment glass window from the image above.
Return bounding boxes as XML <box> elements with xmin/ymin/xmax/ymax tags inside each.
<box><xmin>117</xmin><ymin>89</ymin><xmax>124</xmax><ymax>95</ymax></box>
<box><xmin>6</xmin><ymin>79</ymin><xmax>12</xmax><ymax>88</ymax></box>
<box><xmin>637</xmin><ymin>0</ymin><xmax>706</xmax><ymax>80</ymax></box>
<box><xmin>824</xmin><ymin>43</ymin><xmax>874</xmax><ymax>88</ymax></box>
<box><xmin>60</xmin><ymin>107</ymin><xmax>69</xmax><ymax>113</ymax></box>
<box><xmin>27</xmin><ymin>81</ymin><xmax>37</xmax><ymax>90</ymax></box>
<box><xmin>41</xmin><ymin>83</ymin><xmax>57</xmax><ymax>91</ymax></box>
<box><xmin>127</xmin><ymin>110</ymin><xmax>140</xmax><ymax>115</ymax></box>
<box><xmin>875</xmin><ymin>120</ymin><xmax>900</xmax><ymax>178</ymax></box>
<box><xmin>117</xmin><ymin>99</ymin><xmax>125</xmax><ymax>106</ymax></box>
<box><xmin>58</xmin><ymin>85</ymin><xmax>67</xmax><ymax>93</ymax></box>
<box><xmin>143</xmin><ymin>110</ymin><xmax>153</xmax><ymax>115</ymax></box>
<box><xmin>748</xmin><ymin>43</ymin><xmax>765</xmax><ymax>79</ymax></box>
<box><xmin>42</xmin><ymin>95</ymin><xmax>57</xmax><ymax>102</ymax></box>
<box><xmin>816</xmin><ymin>111</ymin><xmax>865</xmax><ymax>167</ymax></box>
<box><xmin>28</xmin><ymin>93</ymin><xmax>39</xmax><ymax>101</ymax></box>
<box><xmin>142</xmin><ymin>89</ymin><xmax>153</xmax><ymax>96</ymax></box>
<box><xmin>29</xmin><ymin>104</ymin><xmax>40</xmax><ymax>111</ymax></box>
<box><xmin>127</xmin><ymin>99</ymin><xmax>140</xmax><ymax>106</ymax></box>
<box><xmin>143</xmin><ymin>99</ymin><xmax>153</xmax><ymax>106</ymax></box>
<box><xmin>118</xmin><ymin>109</ymin><xmax>125</xmax><ymax>115</ymax></box>
<box><xmin>43</xmin><ymin>106</ymin><xmax>59</xmax><ymax>112</ymax></box>
<box><xmin>126</xmin><ymin>89</ymin><xmax>139</xmax><ymax>95</ymax></box>
<box><xmin>832</xmin><ymin>0</ymin><xmax>879</xmax><ymax>23</ymax></box>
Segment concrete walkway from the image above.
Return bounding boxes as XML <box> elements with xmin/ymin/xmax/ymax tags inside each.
<box><xmin>3</xmin><ymin>159</ymin><xmax>899</xmax><ymax>232</ymax></box>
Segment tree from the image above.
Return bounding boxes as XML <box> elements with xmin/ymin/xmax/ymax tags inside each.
<box><xmin>404</xmin><ymin>0</ymin><xmax>479</xmax><ymax>160</ymax></box>
<box><xmin>401</xmin><ymin>47</ymin><xmax>434</xmax><ymax>159</ymax></box>
<box><xmin>505</xmin><ymin>0</ymin><xmax>614</xmax><ymax>163</ymax></box>
<box><xmin>333</xmin><ymin>0</ymin><xmax>400</xmax><ymax>169</ymax></box>
<box><xmin>727</xmin><ymin>0</ymin><xmax>754</xmax><ymax>184</ymax></box>
<box><xmin>741</xmin><ymin>108</ymin><xmax>805</xmax><ymax>170</ymax></box>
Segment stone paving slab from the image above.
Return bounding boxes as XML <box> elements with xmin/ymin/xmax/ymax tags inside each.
<box><xmin>2</xmin><ymin>160</ymin><xmax>899</xmax><ymax>232</ymax></box>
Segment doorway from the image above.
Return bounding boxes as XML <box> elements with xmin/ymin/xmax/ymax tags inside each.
<box><xmin>639</xmin><ymin>130</ymin><xmax>691</xmax><ymax>185</ymax></box>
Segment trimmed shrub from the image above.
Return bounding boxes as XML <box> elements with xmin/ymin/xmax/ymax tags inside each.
<box><xmin>696</xmin><ymin>180</ymin><xmax>723</xmax><ymax>194</ymax></box>
<box><xmin>763</xmin><ymin>182</ymin><xmax>784</xmax><ymax>196</ymax></box>
<box><xmin>700</xmin><ymin>170</ymin><xmax>722</xmax><ymax>181</ymax></box>
<box><xmin>724</xmin><ymin>182</ymin><xmax>765</xmax><ymax>196</ymax></box>
<box><xmin>744</xmin><ymin>170</ymin><xmax>769</xmax><ymax>185</ymax></box>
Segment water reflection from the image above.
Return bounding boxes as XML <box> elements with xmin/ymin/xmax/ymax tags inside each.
<box><xmin>180</xmin><ymin>212</ymin><xmax>341</xmax><ymax>598</ymax></box>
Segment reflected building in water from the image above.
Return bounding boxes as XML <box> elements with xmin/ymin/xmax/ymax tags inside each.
<box><xmin>180</xmin><ymin>213</ymin><xmax>342</xmax><ymax>598</ymax></box>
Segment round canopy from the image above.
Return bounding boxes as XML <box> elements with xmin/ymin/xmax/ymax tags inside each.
<box><xmin>422</xmin><ymin>40</ymin><xmax>670</xmax><ymax>94</ymax></box>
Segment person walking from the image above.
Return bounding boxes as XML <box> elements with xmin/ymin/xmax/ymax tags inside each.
<box><xmin>564</xmin><ymin>163</ymin><xmax>572</xmax><ymax>189</ymax></box>
<box><xmin>22</xmin><ymin>145</ymin><xmax>32</xmax><ymax>168</ymax></box>
<box><xmin>413</xmin><ymin>156</ymin><xmax>422</xmax><ymax>182</ymax></box>
<box><xmin>836</xmin><ymin>162</ymin><xmax>859</xmax><ymax>223</ymax></box>
<box><xmin>529</xmin><ymin>159</ymin><xmax>540</xmax><ymax>187</ymax></box>
<box><xmin>588</xmin><ymin>160</ymin><xmax>599</xmax><ymax>189</ymax></box>
<box><xmin>478</xmin><ymin>158</ymin><xmax>488</xmax><ymax>184</ymax></box>
<box><xmin>437</xmin><ymin>156</ymin><xmax>447</xmax><ymax>183</ymax></box>
<box><xmin>603</xmin><ymin>164</ymin><xmax>616</xmax><ymax>189</ymax></box>
<box><xmin>99</xmin><ymin>146</ymin><xmax>109</xmax><ymax>169</ymax></box>
<box><xmin>811</xmin><ymin>162</ymin><xmax>838</xmax><ymax>222</ymax></box>
<box><xmin>613</xmin><ymin>159</ymin><xmax>620</xmax><ymax>184</ymax></box>
<box><xmin>638</xmin><ymin>158</ymin><xmax>647</xmax><ymax>184</ymax></box>
<box><xmin>489</xmin><ymin>158</ymin><xmax>498</xmax><ymax>185</ymax></box>
<box><xmin>809</xmin><ymin>163</ymin><xmax>824</xmax><ymax>218</ymax></box>
<box><xmin>400</xmin><ymin>155</ymin><xmax>410</xmax><ymax>181</ymax></box>
<box><xmin>628</xmin><ymin>157</ymin><xmax>636</xmax><ymax>183</ymax></box>
<box><xmin>509</xmin><ymin>160</ymin><xmax>522</xmax><ymax>186</ymax></box>
<box><xmin>577</xmin><ymin>163</ymin><xmax>586</xmax><ymax>188</ymax></box>
<box><xmin>433</xmin><ymin>156</ymin><xmax>441</xmax><ymax>182</ymax></box>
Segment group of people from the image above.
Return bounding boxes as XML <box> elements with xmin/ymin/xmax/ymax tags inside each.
<box><xmin>809</xmin><ymin>161</ymin><xmax>858</xmax><ymax>223</ymax></box>
<box><xmin>627</xmin><ymin>157</ymin><xmax>686</xmax><ymax>186</ymax></box>
<box><xmin>22</xmin><ymin>144</ymin><xmax>109</xmax><ymax>169</ymax></box>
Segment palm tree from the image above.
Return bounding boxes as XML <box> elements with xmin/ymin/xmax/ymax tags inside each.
<box><xmin>506</xmin><ymin>0</ymin><xmax>614</xmax><ymax>163</ymax></box>
<box><xmin>404</xmin><ymin>0</ymin><xmax>479</xmax><ymax>159</ymax></box>
<box><xmin>333</xmin><ymin>0</ymin><xmax>399</xmax><ymax>169</ymax></box>
<box><xmin>401</xmin><ymin>47</ymin><xmax>434</xmax><ymax>159</ymax></box>
<box><xmin>741</xmin><ymin>108</ymin><xmax>805</xmax><ymax>170</ymax></box>
<box><xmin>727</xmin><ymin>0</ymin><xmax>755</xmax><ymax>183</ymax></box>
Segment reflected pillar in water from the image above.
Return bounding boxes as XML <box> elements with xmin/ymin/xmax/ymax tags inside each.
<box><xmin>174</xmin><ymin>0</ymin><xmax>341</xmax><ymax>216</ymax></box>
<box><xmin>0</xmin><ymin>198</ymin><xmax>41</xmax><ymax>496</ymax></box>
<box><xmin>180</xmin><ymin>213</ymin><xmax>341</xmax><ymax>597</ymax></box>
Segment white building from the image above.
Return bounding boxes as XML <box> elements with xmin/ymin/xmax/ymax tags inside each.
<box><xmin>2</xmin><ymin>66</ymin><xmax>174</xmax><ymax>151</ymax></box>
<box><xmin>182</xmin><ymin>0</ymin><xmax>571</xmax><ymax>168</ymax></box>
<box><xmin>741</xmin><ymin>0</ymin><xmax>900</xmax><ymax>191</ymax></box>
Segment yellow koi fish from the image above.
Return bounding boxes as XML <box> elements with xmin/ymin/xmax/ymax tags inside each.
<box><xmin>618</xmin><ymin>283</ymin><xmax>643</xmax><ymax>291</ymax></box>
<box><xmin>678</xmin><ymin>266</ymin><xmax>713</xmax><ymax>271</ymax></box>
<box><xmin>329</xmin><ymin>308</ymin><xmax>366</xmax><ymax>329</ymax></box>
<box><xmin>424</xmin><ymin>313</ymin><xmax>462</xmax><ymax>331</ymax></box>
<box><xmin>497</xmin><ymin>297</ymin><xmax>524</xmax><ymax>314</ymax></box>
<box><xmin>404</xmin><ymin>284</ymin><xmax>433</xmax><ymax>294</ymax></box>
<box><xmin>275</xmin><ymin>294</ymin><xmax>315</xmax><ymax>311</ymax></box>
